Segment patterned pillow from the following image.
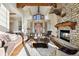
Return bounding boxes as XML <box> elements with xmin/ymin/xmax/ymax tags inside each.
<box><xmin>8</xmin><ymin>34</ymin><xmax>18</xmax><ymax>41</ymax></box>
<box><xmin>0</xmin><ymin>34</ymin><xmax>11</xmax><ymax>43</ymax></box>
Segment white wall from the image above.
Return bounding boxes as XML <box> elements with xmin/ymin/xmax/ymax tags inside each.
<box><xmin>22</xmin><ymin>16</ymin><xmax>28</xmax><ymax>34</ymax></box>
<box><xmin>22</xmin><ymin>15</ymin><xmax>32</xmax><ymax>34</ymax></box>
<box><xmin>0</xmin><ymin>4</ymin><xmax>9</xmax><ymax>32</ymax></box>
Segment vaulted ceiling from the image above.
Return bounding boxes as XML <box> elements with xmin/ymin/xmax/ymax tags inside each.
<box><xmin>22</xmin><ymin>6</ymin><xmax>51</xmax><ymax>15</ymax></box>
<box><xmin>3</xmin><ymin>3</ymin><xmax>67</xmax><ymax>17</ymax></box>
<box><xmin>16</xmin><ymin>3</ymin><xmax>62</xmax><ymax>15</ymax></box>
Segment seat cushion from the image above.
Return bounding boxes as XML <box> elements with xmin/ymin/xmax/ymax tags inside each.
<box><xmin>0</xmin><ymin>47</ymin><xmax>5</xmax><ymax>56</ymax></box>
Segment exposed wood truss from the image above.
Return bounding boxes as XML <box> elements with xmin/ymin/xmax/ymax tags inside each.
<box><xmin>16</xmin><ymin>3</ymin><xmax>56</xmax><ymax>8</ymax></box>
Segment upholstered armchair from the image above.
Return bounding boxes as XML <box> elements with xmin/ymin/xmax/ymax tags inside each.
<box><xmin>0</xmin><ymin>32</ymin><xmax>22</xmax><ymax>56</ymax></box>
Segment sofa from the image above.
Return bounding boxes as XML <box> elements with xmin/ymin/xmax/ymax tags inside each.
<box><xmin>50</xmin><ymin>36</ymin><xmax>79</xmax><ymax>56</ymax></box>
<box><xmin>0</xmin><ymin>31</ymin><xmax>22</xmax><ymax>56</ymax></box>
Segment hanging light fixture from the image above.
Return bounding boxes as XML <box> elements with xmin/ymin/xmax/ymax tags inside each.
<box><xmin>33</xmin><ymin>6</ymin><xmax>44</xmax><ymax>21</ymax></box>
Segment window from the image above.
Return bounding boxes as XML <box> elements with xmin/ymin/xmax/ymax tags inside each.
<box><xmin>18</xmin><ymin>20</ymin><xmax>22</xmax><ymax>31</ymax></box>
<box><xmin>33</xmin><ymin>14</ymin><xmax>44</xmax><ymax>20</ymax></box>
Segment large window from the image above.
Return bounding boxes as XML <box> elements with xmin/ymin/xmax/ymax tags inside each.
<box><xmin>18</xmin><ymin>19</ymin><xmax>22</xmax><ymax>31</ymax></box>
<box><xmin>33</xmin><ymin>14</ymin><xmax>44</xmax><ymax>20</ymax></box>
<box><xmin>0</xmin><ymin>4</ymin><xmax>9</xmax><ymax>32</ymax></box>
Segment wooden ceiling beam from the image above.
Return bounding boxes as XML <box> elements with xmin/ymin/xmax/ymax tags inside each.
<box><xmin>16</xmin><ymin>3</ymin><xmax>54</xmax><ymax>8</ymax></box>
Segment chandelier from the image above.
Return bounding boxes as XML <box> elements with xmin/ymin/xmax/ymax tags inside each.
<box><xmin>33</xmin><ymin>6</ymin><xmax>44</xmax><ymax>21</ymax></box>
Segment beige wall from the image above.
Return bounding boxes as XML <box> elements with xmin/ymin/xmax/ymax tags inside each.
<box><xmin>48</xmin><ymin>14</ymin><xmax>58</xmax><ymax>36</ymax></box>
<box><xmin>10</xmin><ymin>15</ymin><xmax>31</xmax><ymax>34</ymax></box>
<box><xmin>10</xmin><ymin>16</ymin><xmax>21</xmax><ymax>33</ymax></box>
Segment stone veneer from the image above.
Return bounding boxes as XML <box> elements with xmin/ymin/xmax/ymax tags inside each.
<box><xmin>70</xmin><ymin>30</ymin><xmax>79</xmax><ymax>48</ymax></box>
<box><xmin>57</xmin><ymin>3</ymin><xmax>79</xmax><ymax>30</ymax></box>
<box><xmin>56</xmin><ymin>4</ymin><xmax>79</xmax><ymax>47</ymax></box>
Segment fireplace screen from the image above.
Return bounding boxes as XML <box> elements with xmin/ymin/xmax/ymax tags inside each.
<box><xmin>60</xmin><ymin>30</ymin><xmax>70</xmax><ymax>42</ymax></box>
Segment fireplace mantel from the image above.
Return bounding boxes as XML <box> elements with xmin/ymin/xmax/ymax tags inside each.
<box><xmin>55</xmin><ymin>21</ymin><xmax>77</xmax><ymax>29</ymax></box>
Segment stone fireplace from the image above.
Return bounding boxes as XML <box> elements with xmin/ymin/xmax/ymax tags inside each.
<box><xmin>55</xmin><ymin>21</ymin><xmax>77</xmax><ymax>42</ymax></box>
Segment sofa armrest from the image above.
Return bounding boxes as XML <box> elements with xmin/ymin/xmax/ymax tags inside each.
<box><xmin>5</xmin><ymin>36</ymin><xmax>22</xmax><ymax>56</ymax></box>
<box><xmin>0</xmin><ymin>47</ymin><xmax>5</xmax><ymax>56</ymax></box>
<box><xmin>55</xmin><ymin>49</ymin><xmax>68</xmax><ymax>56</ymax></box>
